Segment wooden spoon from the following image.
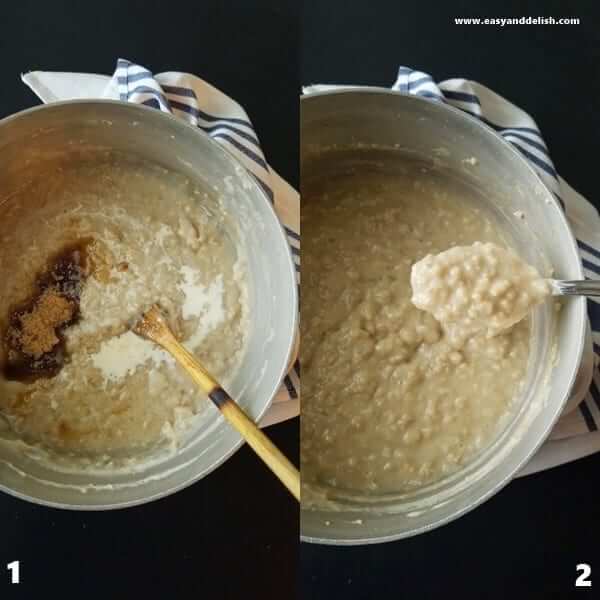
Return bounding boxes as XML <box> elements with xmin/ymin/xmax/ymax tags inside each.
<box><xmin>133</xmin><ymin>304</ymin><xmax>300</xmax><ymax>500</ymax></box>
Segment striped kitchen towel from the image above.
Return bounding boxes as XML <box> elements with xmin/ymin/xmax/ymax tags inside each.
<box><xmin>22</xmin><ymin>58</ymin><xmax>299</xmax><ymax>428</ymax></box>
<box><xmin>304</xmin><ymin>67</ymin><xmax>600</xmax><ymax>475</ymax></box>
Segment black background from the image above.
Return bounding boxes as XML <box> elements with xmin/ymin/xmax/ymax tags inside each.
<box><xmin>302</xmin><ymin>1</ymin><xmax>600</xmax><ymax>599</ymax></box>
<box><xmin>2</xmin><ymin>0</ymin><xmax>600</xmax><ymax>598</ymax></box>
<box><xmin>0</xmin><ymin>1</ymin><xmax>298</xmax><ymax>598</ymax></box>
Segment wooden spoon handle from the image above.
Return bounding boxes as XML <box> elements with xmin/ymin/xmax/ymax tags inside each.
<box><xmin>211</xmin><ymin>388</ymin><xmax>301</xmax><ymax>501</ymax></box>
<box><xmin>160</xmin><ymin>333</ymin><xmax>300</xmax><ymax>501</ymax></box>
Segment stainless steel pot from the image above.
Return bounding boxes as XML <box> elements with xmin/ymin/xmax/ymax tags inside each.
<box><xmin>0</xmin><ymin>101</ymin><xmax>297</xmax><ymax>509</ymax></box>
<box><xmin>301</xmin><ymin>89</ymin><xmax>586</xmax><ymax>544</ymax></box>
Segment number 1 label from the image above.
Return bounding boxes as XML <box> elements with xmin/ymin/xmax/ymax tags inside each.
<box><xmin>7</xmin><ymin>560</ymin><xmax>19</xmax><ymax>584</ymax></box>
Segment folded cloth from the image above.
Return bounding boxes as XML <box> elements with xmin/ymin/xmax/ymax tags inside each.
<box><xmin>304</xmin><ymin>67</ymin><xmax>600</xmax><ymax>476</ymax></box>
<box><xmin>22</xmin><ymin>58</ymin><xmax>299</xmax><ymax>428</ymax></box>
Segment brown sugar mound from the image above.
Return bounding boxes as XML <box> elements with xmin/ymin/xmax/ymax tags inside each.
<box><xmin>15</xmin><ymin>290</ymin><xmax>76</xmax><ymax>357</ymax></box>
<box><xmin>3</xmin><ymin>239</ymin><xmax>93</xmax><ymax>382</ymax></box>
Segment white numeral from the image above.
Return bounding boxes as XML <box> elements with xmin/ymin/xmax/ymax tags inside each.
<box><xmin>7</xmin><ymin>560</ymin><xmax>20</xmax><ymax>584</ymax></box>
<box><xmin>576</xmin><ymin>563</ymin><xmax>592</xmax><ymax>588</ymax></box>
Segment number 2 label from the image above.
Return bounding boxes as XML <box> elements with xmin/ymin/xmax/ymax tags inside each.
<box><xmin>7</xmin><ymin>560</ymin><xmax>20</xmax><ymax>584</ymax></box>
<box><xmin>576</xmin><ymin>563</ymin><xmax>592</xmax><ymax>588</ymax></box>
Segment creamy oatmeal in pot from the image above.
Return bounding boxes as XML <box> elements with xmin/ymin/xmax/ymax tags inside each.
<box><xmin>302</xmin><ymin>158</ymin><xmax>540</xmax><ymax>500</ymax></box>
<box><xmin>0</xmin><ymin>154</ymin><xmax>249</xmax><ymax>462</ymax></box>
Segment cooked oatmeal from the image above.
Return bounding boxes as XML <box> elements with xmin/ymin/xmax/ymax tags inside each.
<box><xmin>0</xmin><ymin>154</ymin><xmax>249</xmax><ymax>458</ymax></box>
<box><xmin>411</xmin><ymin>242</ymin><xmax>550</xmax><ymax>337</ymax></box>
<box><xmin>302</xmin><ymin>161</ymin><xmax>534</xmax><ymax>498</ymax></box>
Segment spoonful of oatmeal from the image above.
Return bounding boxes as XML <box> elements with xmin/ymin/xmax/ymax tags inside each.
<box><xmin>411</xmin><ymin>241</ymin><xmax>599</xmax><ymax>337</ymax></box>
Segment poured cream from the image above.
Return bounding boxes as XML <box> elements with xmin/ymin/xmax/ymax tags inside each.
<box><xmin>91</xmin><ymin>331</ymin><xmax>173</xmax><ymax>382</ymax></box>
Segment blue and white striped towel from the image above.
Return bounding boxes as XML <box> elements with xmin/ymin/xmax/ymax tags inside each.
<box><xmin>22</xmin><ymin>58</ymin><xmax>299</xmax><ymax>428</ymax></box>
<box><xmin>304</xmin><ymin>67</ymin><xmax>600</xmax><ymax>475</ymax></box>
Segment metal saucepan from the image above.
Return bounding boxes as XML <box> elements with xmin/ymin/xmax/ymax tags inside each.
<box><xmin>301</xmin><ymin>89</ymin><xmax>586</xmax><ymax>544</ymax></box>
<box><xmin>0</xmin><ymin>100</ymin><xmax>297</xmax><ymax>509</ymax></box>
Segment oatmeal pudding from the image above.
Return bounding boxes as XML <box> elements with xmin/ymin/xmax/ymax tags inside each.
<box><xmin>0</xmin><ymin>153</ymin><xmax>249</xmax><ymax>461</ymax></box>
<box><xmin>411</xmin><ymin>242</ymin><xmax>550</xmax><ymax>337</ymax></box>
<box><xmin>302</xmin><ymin>158</ymin><xmax>545</xmax><ymax>500</ymax></box>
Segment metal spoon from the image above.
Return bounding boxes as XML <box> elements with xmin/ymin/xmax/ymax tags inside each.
<box><xmin>550</xmin><ymin>280</ymin><xmax>600</xmax><ymax>296</ymax></box>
